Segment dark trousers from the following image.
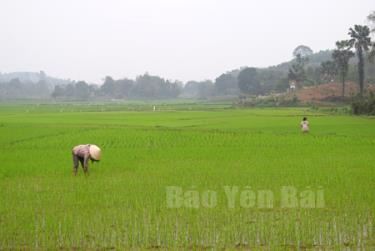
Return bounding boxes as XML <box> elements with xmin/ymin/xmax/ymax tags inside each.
<box><xmin>72</xmin><ymin>153</ymin><xmax>88</xmax><ymax>175</ymax></box>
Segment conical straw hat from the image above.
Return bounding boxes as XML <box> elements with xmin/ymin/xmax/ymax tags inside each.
<box><xmin>89</xmin><ymin>145</ymin><xmax>101</xmax><ymax>160</ymax></box>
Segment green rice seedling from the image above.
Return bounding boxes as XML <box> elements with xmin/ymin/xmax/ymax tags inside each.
<box><xmin>0</xmin><ymin>104</ymin><xmax>374</xmax><ymax>249</ymax></box>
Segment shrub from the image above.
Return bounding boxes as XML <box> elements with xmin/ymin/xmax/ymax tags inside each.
<box><xmin>351</xmin><ymin>92</ymin><xmax>375</xmax><ymax>115</ymax></box>
<box><xmin>235</xmin><ymin>95</ymin><xmax>300</xmax><ymax>107</ymax></box>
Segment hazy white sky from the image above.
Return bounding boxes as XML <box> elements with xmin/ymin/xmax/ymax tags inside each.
<box><xmin>0</xmin><ymin>0</ymin><xmax>373</xmax><ymax>83</ymax></box>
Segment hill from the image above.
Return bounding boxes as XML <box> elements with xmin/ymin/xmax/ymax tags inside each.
<box><xmin>295</xmin><ymin>82</ymin><xmax>375</xmax><ymax>103</ymax></box>
<box><xmin>0</xmin><ymin>71</ymin><xmax>71</xmax><ymax>87</ymax></box>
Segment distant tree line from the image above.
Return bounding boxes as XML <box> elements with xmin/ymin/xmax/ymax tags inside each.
<box><xmin>2</xmin><ymin>49</ymin><xmax>373</xmax><ymax>101</ymax></box>
<box><xmin>0</xmin><ymin>78</ymin><xmax>51</xmax><ymax>100</ymax></box>
<box><xmin>52</xmin><ymin>74</ymin><xmax>183</xmax><ymax>100</ymax></box>
<box><xmin>0</xmin><ymin>71</ymin><xmax>70</xmax><ymax>100</ymax></box>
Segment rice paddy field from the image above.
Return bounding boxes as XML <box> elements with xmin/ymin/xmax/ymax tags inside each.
<box><xmin>0</xmin><ymin>102</ymin><xmax>374</xmax><ymax>250</ymax></box>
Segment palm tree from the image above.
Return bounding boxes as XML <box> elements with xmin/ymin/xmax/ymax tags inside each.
<box><xmin>348</xmin><ymin>25</ymin><xmax>372</xmax><ymax>96</ymax></box>
<box><xmin>367</xmin><ymin>11</ymin><xmax>375</xmax><ymax>33</ymax></box>
<box><xmin>367</xmin><ymin>12</ymin><xmax>375</xmax><ymax>63</ymax></box>
<box><xmin>288</xmin><ymin>54</ymin><xmax>308</xmax><ymax>89</ymax></box>
<box><xmin>332</xmin><ymin>41</ymin><xmax>354</xmax><ymax>97</ymax></box>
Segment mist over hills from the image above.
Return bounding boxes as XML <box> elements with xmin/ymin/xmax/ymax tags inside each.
<box><xmin>0</xmin><ymin>71</ymin><xmax>72</xmax><ymax>87</ymax></box>
<box><xmin>1</xmin><ymin>49</ymin><xmax>374</xmax><ymax>101</ymax></box>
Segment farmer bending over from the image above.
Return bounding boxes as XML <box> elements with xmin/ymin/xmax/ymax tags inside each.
<box><xmin>300</xmin><ymin>117</ymin><xmax>309</xmax><ymax>133</ymax></box>
<box><xmin>72</xmin><ymin>144</ymin><xmax>101</xmax><ymax>175</ymax></box>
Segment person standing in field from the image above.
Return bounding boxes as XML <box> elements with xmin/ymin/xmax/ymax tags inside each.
<box><xmin>72</xmin><ymin>144</ymin><xmax>101</xmax><ymax>175</ymax></box>
<box><xmin>300</xmin><ymin>117</ymin><xmax>309</xmax><ymax>133</ymax></box>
